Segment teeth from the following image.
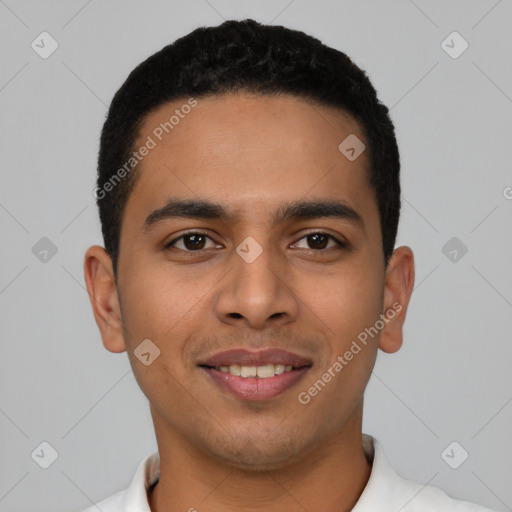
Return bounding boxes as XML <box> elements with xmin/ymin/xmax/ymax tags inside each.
<box><xmin>217</xmin><ymin>364</ymin><xmax>295</xmax><ymax>378</ymax></box>
<box><xmin>275</xmin><ymin>364</ymin><xmax>285</xmax><ymax>375</ymax></box>
<box><xmin>229</xmin><ymin>364</ymin><xmax>241</xmax><ymax>376</ymax></box>
<box><xmin>240</xmin><ymin>365</ymin><xmax>257</xmax><ymax>378</ymax></box>
<box><xmin>257</xmin><ymin>364</ymin><xmax>275</xmax><ymax>378</ymax></box>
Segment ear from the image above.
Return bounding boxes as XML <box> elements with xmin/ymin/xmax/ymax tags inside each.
<box><xmin>378</xmin><ymin>246</ymin><xmax>415</xmax><ymax>354</ymax></box>
<box><xmin>83</xmin><ymin>245</ymin><xmax>126</xmax><ymax>353</ymax></box>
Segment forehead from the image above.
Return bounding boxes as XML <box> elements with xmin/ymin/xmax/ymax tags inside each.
<box><xmin>123</xmin><ymin>93</ymin><xmax>377</xmax><ymax>231</ymax></box>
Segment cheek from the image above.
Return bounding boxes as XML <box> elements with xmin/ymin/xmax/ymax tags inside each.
<box><xmin>295</xmin><ymin>269</ymin><xmax>381</xmax><ymax>416</ymax></box>
<box><xmin>119</xmin><ymin>258</ymin><xmax>199</xmax><ymax>338</ymax></box>
<box><xmin>298</xmin><ymin>262</ymin><xmax>383</xmax><ymax>343</ymax></box>
<box><xmin>118</xmin><ymin>258</ymin><xmax>224</xmax><ymax>386</ymax></box>
<box><xmin>119</xmin><ymin>269</ymin><xmax>197</xmax><ymax>406</ymax></box>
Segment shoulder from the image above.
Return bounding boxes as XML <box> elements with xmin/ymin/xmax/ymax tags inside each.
<box><xmin>356</xmin><ymin>435</ymin><xmax>500</xmax><ymax>512</ymax></box>
<box><xmin>75</xmin><ymin>450</ymin><xmax>159</xmax><ymax>512</ymax></box>
<box><xmin>393</xmin><ymin>475</ymin><xmax>498</xmax><ymax>511</ymax></box>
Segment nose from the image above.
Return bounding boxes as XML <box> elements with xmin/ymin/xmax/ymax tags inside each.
<box><xmin>213</xmin><ymin>237</ymin><xmax>300</xmax><ymax>331</ymax></box>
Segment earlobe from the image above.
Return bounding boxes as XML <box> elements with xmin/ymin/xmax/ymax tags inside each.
<box><xmin>83</xmin><ymin>245</ymin><xmax>126</xmax><ymax>353</ymax></box>
<box><xmin>378</xmin><ymin>246</ymin><xmax>415</xmax><ymax>354</ymax></box>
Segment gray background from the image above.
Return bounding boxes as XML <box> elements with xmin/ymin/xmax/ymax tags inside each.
<box><xmin>0</xmin><ymin>0</ymin><xmax>511</xmax><ymax>511</ymax></box>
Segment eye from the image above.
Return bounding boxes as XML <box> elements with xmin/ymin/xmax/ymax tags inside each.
<box><xmin>165</xmin><ymin>232</ymin><xmax>220</xmax><ymax>251</ymax></box>
<box><xmin>293</xmin><ymin>232</ymin><xmax>346</xmax><ymax>251</ymax></box>
<box><xmin>164</xmin><ymin>231</ymin><xmax>347</xmax><ymax>253</ymax></box>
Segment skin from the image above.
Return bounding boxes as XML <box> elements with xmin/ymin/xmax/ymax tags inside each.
<box><xmin>84</xmin><ymin>93</ymin><xmax>414</xmax><ymax>512</ymax></box>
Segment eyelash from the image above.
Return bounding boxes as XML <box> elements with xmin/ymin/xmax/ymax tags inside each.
<box><xmin>164</xmin><ymin>231</ymin><xmax>347</xmax><ymax>253</ymax></box>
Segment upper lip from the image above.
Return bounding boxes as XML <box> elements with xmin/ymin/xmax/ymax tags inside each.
<box><xmin>199</xmin><ymin>348</ymin><xmax>312</xmax><ymax>368</ymax></box>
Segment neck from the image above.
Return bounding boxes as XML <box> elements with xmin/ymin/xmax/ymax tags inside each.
<box><xmin>147</xmin><ymin>405</ymin><xmax>372</xmax><ymax>512</ymax></box>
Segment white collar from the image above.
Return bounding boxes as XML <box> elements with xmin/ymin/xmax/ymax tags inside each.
<box><xmin>102</xmin><ymin>434</ymin><xmax>493</xmax><ymax>511</ymax></box>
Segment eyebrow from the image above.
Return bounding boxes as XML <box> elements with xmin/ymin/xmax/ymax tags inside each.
<box><xmin>142</xmin><ymin>197</ymin><xmax>364</xmax><ymax>232</ymax></box>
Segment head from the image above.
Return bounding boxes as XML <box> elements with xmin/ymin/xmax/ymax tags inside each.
<box><xmin>94</xmin><ymin>19</ymin><xmax>401</xmax><ymax>278</ymax></box>
<box><xmin>85</xmin><ymin>19</ymin><xmax>414</xmax><ymax>470</ymax></box>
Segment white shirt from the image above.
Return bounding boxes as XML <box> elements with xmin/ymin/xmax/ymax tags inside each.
<box><xmin>80</xmin><ymin>434</ymin><xmax>499</xmax><ymax>511</ymax></box>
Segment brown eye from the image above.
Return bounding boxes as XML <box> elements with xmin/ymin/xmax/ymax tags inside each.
<box><xmin>294</xmin><ymin>232</ymin><xmax>345</xmax><ymax>251</ymax></box>
<box><xmin>166</xmin><ymin>232</ymin><xmax>218</xmax><ymax>251</ymax></box>
<box><xmin>306</xmin><ymin>233</ymin><xmax>329</xmax><ymax>249</ymax></box>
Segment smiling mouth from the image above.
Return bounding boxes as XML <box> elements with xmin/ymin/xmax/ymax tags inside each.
<box><xmin>198</xmin><ymin>347</ymin><xmax>313</xmax><ymax>400</ymax></box>
<box><xmin>199</xmin><ymin>363</ymin><xmax>312</xmax><ymax>401</ymax></box>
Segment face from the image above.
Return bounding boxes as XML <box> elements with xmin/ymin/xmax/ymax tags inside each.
<box><xmin>85</xmin><ymin>92</ymin><xmax>414</xmax><ymax>471</ymax></box>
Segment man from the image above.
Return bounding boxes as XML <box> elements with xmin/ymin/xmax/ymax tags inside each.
<box><xmin>83</xmin><ymin>18</ymin><xmax>498</xmax><ymax>512</ymax></box>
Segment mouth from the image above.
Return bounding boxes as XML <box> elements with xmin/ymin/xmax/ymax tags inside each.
<box><xmin>198</xmin><ymin>348</ymin><xmax>313</xmax><ymax>401</ymax></box>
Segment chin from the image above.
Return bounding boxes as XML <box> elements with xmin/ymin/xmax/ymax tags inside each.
<box><xmin>215</xmin><ymin>447</ymin><xmax>300</xmax><ymax>472</ymax></box>
<box><xmin>204</xmin><ymin>431</ymin><xmax>309</xmax><ymax>472</ymax></box>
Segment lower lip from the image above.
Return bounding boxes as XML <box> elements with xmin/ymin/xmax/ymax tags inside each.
<box><xmin>201</xmin><ymin>367</ymin><xmax>310</xmax><ymax>401</ymax></box>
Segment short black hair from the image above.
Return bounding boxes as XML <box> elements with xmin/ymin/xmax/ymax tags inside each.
<box><xmin>96</xmin><ymin>18</ymin><xmax>400</xmax><ymax>278</ymax></box>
